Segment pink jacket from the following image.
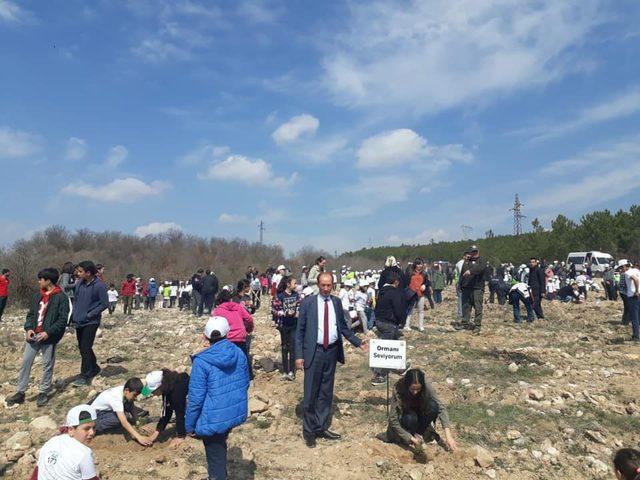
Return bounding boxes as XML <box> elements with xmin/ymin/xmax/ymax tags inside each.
<box><xmin>213</xmin><ymin>301</ymin><xmax>254</xmax><ymax>343</ymax></box>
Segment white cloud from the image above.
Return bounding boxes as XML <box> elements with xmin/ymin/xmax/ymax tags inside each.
<box><xmin>387</xmin><ymin>228</ymin><xmax>449</xmax><ymax>245</ymax></box>
<box><xmin>521</xmin><ymin>86</ymin><xmax>640</xmax><ymax>142</ymax></box>
<box><xmin>179</xmin><ymin>144</ymin><xmax>229</xmax><ymax>165</ymax></box>
<box><xmin>134</xmin><ymin>221</ymin><xmax>182</xmax><ymax>237</ymax></box>
<box><xmin>218</xmin><ymin>213</ymin><xmax>250</xmax><ymax>224</ymax></box>
<box><xmin>0</xmin><ymin>1</ymin><xmax>32</xmax><ymax>23</ymax></box>
<box><xmin>237</xmin><ymin>0</ymin><xmax>282</xmax><ymax>24</ymax></box>
<box><xmin>357</xmin><ymin>128</ymin><xmax>473</xmax><ymax>169</ymax></box>
<box><xmin>62</xmin><ymin>177</ymin><xmax>169</xmax><ymax>203</ymax></box>
<box><xmin>272</xmin><ymin>114</ymin><xmax>319</xmax><ymax>145</ymax></box>
<box><xmin>322</xmin><ymin>0</ymin><xmax>602</xmax><ymax>115</ymax></box>
<box><xmin>65</xmin><ymin>137</ymin><xmax>87</xmax><ymax>161</ymax></box>
<box><xmin>105</xmin><ymin>145</ymin><xmax>128</xmax><ymax>167</ymax></box>
<box><xmin>0</xmin><ymin>126</ymin><xmax>41</xmax><ymax>158</ymax></box>
<box><xmin>331</xmin><ymin>174</ymin><xmax>413</xmax><ymax>218</ymax></box>
<box><xmin>199</xmin><ymin>154</ymin><xmax>297</xmax><ymax>188</ymax></box>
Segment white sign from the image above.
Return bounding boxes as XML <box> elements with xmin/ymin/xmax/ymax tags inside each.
<box><xmin>369</xmin><ymin>339</ymin><xmax>406</xmax><ymax>370</ymax></box>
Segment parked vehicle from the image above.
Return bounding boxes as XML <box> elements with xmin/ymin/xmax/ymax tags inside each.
<box><xmin>566</xmin><ymin>251</ymin><xmax>614</xmax><ymax>274</ymax></box>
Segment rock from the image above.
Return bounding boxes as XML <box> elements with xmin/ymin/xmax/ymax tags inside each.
<box><xmin>255</xmin><ymin>415</ymin><xmax>272</xmax><ymax>429</ymax></box>
<box><xmin>586</xmin><ymin>455</ymin><xmax>609</xmax><ymax>473</ymax></box>
<box><xmin>29</xmin><ymin>416</ymin><xmax>57</xmax><ymax>431</ymax></box>
<box><xmin>249</xmin><ymin>398</ymin><xmax>269</xmax><ymax>414</ymax></box>
<box><xmin>585</xmin><ymin>430</ymin><xmax>607</xmax><ymax>445</ymax></box>
<box><xmin>424</xmin><ymin>464</ymin><xmax>435</xmax><ymax>475</ymax></box>
<box><xmin>532</xmin><ymin>450</ymin><xmax>543</xmax><ymax>460</ymax></box>
<box><xmin>473</xmin><ymin>446</ymin><xmax>494</xmax><ymax>468</ymax></box>
<box><xmin>461</xmin><ymin>378</ymin><xmax>471</xmax><ymax>385</ymax></box>
<box><xmin>257</xmin><ymin>357</ymin><xmax>277</xmax><ymax>373</ymax></box>
<box><xmin>529</xmin><ymin>389</ymin><xmax>545</xmax><ymax>401</ymax></box>
<box><xmin>547</xmin><ymin>446</ymin><xmax>559</xmax><ymax>457</ymax></box>
<box><xmin>409</xmin><ymin>468</ymin><xmax>423</xmax><ymax>480</ymax></box>
<box><xmin>4</xmin><ymin>431</ymin><xmax>31</xmax><ymax>451</ymax></box>
<box><xmin>105</xmin><ymin>355</ymin><xmax>126</xmax><ymax>363</ymax></box>
<box><xmin>485</xmin><ymin>469</ymin><xmax>497</xmax><ymax>479</ymax></box>
<box><xmin>508</xmin><ymin>362</ymin><xmax>519</xmax><ymax>373</ymax></box>
<box><xmin>100</xmin><ymin>365</ymin><xmax>128</xmax><ymax>377</ymax></box>
<box><xmin>486</xmin><ymin>409</ymin><xmax>495</xmax><ymax>417</ymax></box>
<box><xmin>507</xmin><ymin>430</ymin><xmax>522</xmax><ymax>440</ymax></box>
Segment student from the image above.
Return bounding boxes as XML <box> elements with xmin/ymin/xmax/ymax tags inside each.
<box><xmin>386</xmin><ymin>369</ymin><xmax>457</xmax><ymax>452</ymax></box>
<box><xmin>0</xmin><ymin>268</ymin><xmax>10</xmax><ymax>322</ymax></box>
<box><xmin>186</xmin><ymin>316</ymin><xmax>249</xmax><ymax>480</ymax></box>
<box><xmin>557</xmin><ymin>282</ymin><xmax>581</xmax><ymax>303</ymax></box>
<box><xmin>354</xmin><ymin>280</ymin><xmax>370</xmax><ymax>334</ymax></box>
<box><xmin>271</xmin><ymin>276</ymin><xmax>300</xmax><ymax>381</ymax></box>
<box><xmin>169</xmin><ymin>281</ymin><xmax>178</xmax><ymax>308</ymax></box>
<box><xmin>31</xmin><ymin>404</ymin><xmax>100</xmax><ymax>480</ymax></box>
<box><xmin>107</xmin><ymin>284</ymin><xmax>118</xmax><ymax>315</ymax></box>
<box><xmin>72</xmin><ymin>261</ymin><xmax>109</xmax><ymax>387</ymax></box>
<box><xmin>120</xmin><ymin>274</ymin><xmax>136</xmax><ymax>315</ymax></box>
<box><xmin>613</xmin><ymin>448</ymin><xmax>640</xmax><ymax>480</ymax></box>
<box><xmin>6</xmin><ymin>268</ymin><xmax>69</xmax><ymax>407</ymax></box>
<box><xmin>162</xmin><ymin>282</ymin><xmax>171</xmax><ymax>308</ymax></box>
<box><xmin>147</xmin><ymin>278</ymin><xmax>158</xmax><ymax>310</ymax></box>
<box><xmin>91</xmin><ymin>378</ymin><xmax>153</xmax><ymax>446</ymax></box>
<box><xmin>508</xmin><ymin>282</ymin><xmax>535</xmax><ymax>323</ymax></box>
<box><xmin>59</xmin><ymin>262</ymin><xmax>76</xmax><ymax>305</ymax></box>
<box><xmin>143</xmin><ymin>369</ymin><xmax>190</xmax><ymax>447</ymax></box>
<box><xmin>213</xmin><ymin>289</ymin><xmax>255</xmax><ymax>381</ymax></box>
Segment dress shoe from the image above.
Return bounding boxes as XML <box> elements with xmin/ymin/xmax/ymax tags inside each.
<box><xmin>304</xmin><ymin>435</ymin><xmax>316</xmax><ymax>448</ymax></box>
<box><xmin>318</xmin><ymin>430</ymin><xmax>341</xmax><ymax>440</ymax></box>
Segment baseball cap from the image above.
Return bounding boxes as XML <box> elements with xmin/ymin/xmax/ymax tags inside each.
<box><xmin>277</xmin><ymin>264</ymin><xmax>286</xmax><ymax>271</ymax></box>
<box><xmin>469</xmin><ymin>245</ymin><xmax>479</xmax><ymax>252</ymax></box>
<box><xmin>204</xmin><ymin>316</ymin><xmax>230</xmax><ymax>340</ymax></box>
<box><xmin>65</xmin><ymin>404</ymin><xmax>97</xmax><ymax>427</ymax></box>
<box><xmin>617</xmin><ymin>259</ymin><xmax>629</xmax><ymax>268</ymax></box>
<box><xmin>142</xmin><ymin>370</ymin><xmax>163</xmax><ymax>397</ymax></box>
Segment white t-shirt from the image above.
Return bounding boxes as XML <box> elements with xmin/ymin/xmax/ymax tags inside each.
<box><xmin>170</xmin><ymin>285</ymin><xmax>178</xmax><ymax>296</ymax></box>
<box><xmin>510</xmin><ymin>282</ymin><xmax>530</xmax><ymax>298</ymax></box>
<box><xmin>107</xmin><ymin>290</ymin><xmax>119</xmax><ymax>303</ymax></box>
<box><xmin>92</xmin><ymin>385</ymin><xmax>124</xmax><ymax>413</ymax></box>
<box><xmin>37</xmin><ymin>434</ymin><xmax>97</xmax><ymax>480</ymax></box>
<box><xmin>354</xmin><ymin>291</ymin><xmax>368</xmax><ymax>311</ymax></box>
<box><xmin>625</xmin><ymin>268</ymin><xmax>640</xmax><ymax>297</ymax></box>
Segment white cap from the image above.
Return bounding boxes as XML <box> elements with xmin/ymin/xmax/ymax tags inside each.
<box><xmin>277</xmin><ymin>264</ymin><xmax>286</xmax><ymax>271</ymax></box>
<box><xmin>145</xmin><ymin>370</ymin><xmax>163</xmax><ymax>391</ymax></box>
<box><xmin>65</xmin><ymin>404</ymin><xmax>97</xmax><ymax>427</ymax></box>
<box><xmin>302</xmin><ymin>286</ymin><xmax>314</xmax><ymax>296</ymax></box>
<box><xmin>617</xmin><ymin>259</ymin><xmax>629</xmax><ymax>268</ymax></box>
<box><xmin>204</xmin><ymin>316</ymin><xmax>230</xmax><ymax>339</ymax></box>
<box><xmin>359</xmin><ymin>279</ymin><xmax>368</xmax><ymax>288</ymax></box>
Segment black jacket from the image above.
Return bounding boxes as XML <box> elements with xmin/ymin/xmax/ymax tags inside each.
<box><xmin>459</xmin><ymin>257</ymin><xmax>486</xmax><ymax>290</ymax></box>
<box><xmin>528</xmin><ymin>266</ymin><xmax>546</xmax><ymax>290</ymax></box>
<box><xmin>156</xmin><ymin>372</ymin><xmax>190</xmax><ymax>438</ymax></box>
<box><xmin>201</xmin><ymin>274</ymin><xmax>219</xmax><ymax>295</ymax></box>
<box><xmin>374</xmin><ymin>285</ymin><xmax>407</xmax><ymax>327</ymax></box>
<box><xmin>191</xmin><ymin>274</ymin><xmax>203</xmax><ymax>293</ymax></box>
<box><xmin>378</xmin><ymin>266</ymin><xmax>406</xmax><ymax>290</ymax></box>
<box><xmin>24</xmin><ymin>290</ymin><xmax>69</xmax><ymax>345</ymax></box>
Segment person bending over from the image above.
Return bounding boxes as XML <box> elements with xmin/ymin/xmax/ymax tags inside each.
<box><xmin>143</xmin><ymin>369</ymin><xmax>190</xmax><ymax>447</ymax></box>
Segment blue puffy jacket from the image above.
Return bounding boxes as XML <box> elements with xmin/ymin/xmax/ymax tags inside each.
<box><xmin>185</xmin><ymin>339</ymin><xmax>249</xmax><ymax>436</ymax></box>
<box><xmin>147</xmin><ymin>281</ymin><xmax>158</xmax><ymax>297</ymax></box>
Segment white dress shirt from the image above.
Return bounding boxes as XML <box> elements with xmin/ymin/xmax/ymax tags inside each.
<box><xmin>317</xmin><ymin>294</ymin><xmax>338</xmax><ymax>345</ymax></box>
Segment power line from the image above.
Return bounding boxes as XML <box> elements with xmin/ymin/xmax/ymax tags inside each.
<box><xmin>258</xmin><ymin>220</ymin><xmax>265</xmax><ymax>244</ymax></box>
<box><xmin>510</xmin><ymin>194</ymin><xmax>526</xmax><ymax>236</ymax></box>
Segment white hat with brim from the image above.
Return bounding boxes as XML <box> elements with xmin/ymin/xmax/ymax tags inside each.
<box><xmin>204</xmin><ymin>316</ymin><xmax>230</xmax><ymax>340</ymax></box>
<box><xmin>142</xmin><ymin>370</ymin><xmax>163</xmax><ymax>397</ymax></box>
<box><xmin>65</xmin><ymin>404</ymin><xmax>97</xmax><ymax>427</ymax></box>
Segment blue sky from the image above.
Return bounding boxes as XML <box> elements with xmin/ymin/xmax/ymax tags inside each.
<box><xmin>1</xmin><ymin>0</ymin><xmax>639</xmax><ymax>253</ymax></box>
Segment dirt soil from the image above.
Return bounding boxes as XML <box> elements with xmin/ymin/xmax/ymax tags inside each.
<box><xmin>1</xmin><ymin>287</ymin><xmax>638</xmax><ymax>480</ymax></box>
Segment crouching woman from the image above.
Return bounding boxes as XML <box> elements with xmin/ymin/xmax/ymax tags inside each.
<box><xmin>387</xmin><ymin>369</ymin><xmax>458</xmax><ymax>452</ymax></box>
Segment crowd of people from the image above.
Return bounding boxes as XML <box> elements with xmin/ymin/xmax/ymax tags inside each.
<box><xmin>0</xmin><ymin>247</ymin><xmax>638</xmax><ymax>479</ymax></box>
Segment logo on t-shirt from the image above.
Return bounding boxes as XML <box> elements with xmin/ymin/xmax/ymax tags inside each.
<box><xmin>46</xmin><ymin>451</ymin><xmax>59</xmax><ymax>465</ymax></box>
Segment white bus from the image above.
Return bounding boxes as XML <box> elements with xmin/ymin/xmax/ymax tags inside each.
<box><xmin>566</xmin><ymin>251</ymin><xmax>614</xmax><ymax>274</ymax></box>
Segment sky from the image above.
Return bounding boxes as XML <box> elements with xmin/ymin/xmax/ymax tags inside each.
<box><xmin>1</xmin><ymin>0</ymin><xmax>639</xmax><ymax>254</ymax></box>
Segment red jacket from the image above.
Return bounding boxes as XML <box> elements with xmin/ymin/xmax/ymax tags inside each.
<box><xmin>0</xmin><ymin>275</ymin><xmax>8</xmax><ymax>297</ymax></box>
<box><xmin>121</xmin><ymin>279</ymin><xmax>136</xmax><ymax>297</ymax></box>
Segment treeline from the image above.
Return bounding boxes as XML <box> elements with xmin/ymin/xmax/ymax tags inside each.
<box><xmin>339</xmin><ymin>205</ymin><xmax>640</xmax><ymax>268</ymax></box>
<box><xmin>0</xmin><ymin>226</ymin><xmax>327</xmax><ymax>307</ymax></box>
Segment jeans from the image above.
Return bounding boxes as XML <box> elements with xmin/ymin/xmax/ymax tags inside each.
<box><xmin>202</xmin><ymin>292</ymin><xmax>215</xmax><ymax>315</ymax></box>
<box><xmin>366</xmin><ymin>307</ymin><xmax>375</xmax><ymax>330</ymax></box>
<box><xmin>108</xmin><ymin>302</ymin><xmax>116</xmax><ymax>314</ymax></box>
<box><xmin>510</xmin><ymin>291</ymin><xmax>534</xmax><ymax>323</ymax></box>
<box><xmin>621</xmin><ymin>294</ymin><xmax>629</xmax><ymax>324</ymax></box>
<box><xmin>76</xmin><ymin>323</ymin><xmax>100</xmax><ymax>378</ymax></box>
<box><xmin>357</xmin><ymin>310</ymin><xmax>369</xmax><ymax>333</ymax></box>
<box><xmin>192</xmin><ymin>290</ymin><xmax>202</xmax><ymax>315</ymax></box>
<box><xmin>530</xmin><ymin>288</ymin><xmax>544</xmax><ymax>319</ymax></box>
<box><xmin>148</xmin><ymin>296</ymin><xmax>156</xmax><ymax>310</ymax></box>
<box><xmin>17</xmin><ymin>341</ymin><xmax>56</xmax><ymax>393</ymax></box>
<box><xmin>628</xmin><ymin>295</ymin><xmax>640</xmax><ymax>339</ymax></box>
<box><xmin>433</xmin><ymin>290</ymin><xmax>442</xmax><ymax>304</ymax></box>
<box><xmin>203</xmin><ymin>432</ymin><xmax>229</xmax><ymax>480</ymax></box>
<box><xmin>405</xmin><ymin>296</ymin><xmax>425</xmax><ymax>330</ymax></box>
<box><xmin>456</xmin><ymin>288</ymin><xmax>462</xmax><ymax>318</ymax></box>
<box><xmin>134</xmin><ymin>294</ymin><xmax>142</xmax><ymax>309</ymax></box>
<box><xmin>279</xmin><ymin>327</ymin><xmax>296</xmax><ymax>374</ymax></box>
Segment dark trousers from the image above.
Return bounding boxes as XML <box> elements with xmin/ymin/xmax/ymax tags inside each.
<box><xmin>510</xmin><ymin>291</ymin><xmax>534</xmax><ymax>323</ymax></box>
<box><xmin>148</xmin><ymin>296</ymin><xmax>156</xmax><ymax>310</ymax></box>
<box><xmin>94</xmin><ymin>401</ymin><xmax>136</xmax><ymax>433</ymax></box>
<box><xmin>433</xmin><ymin>290</ymin><xmax>442</xmax><ymax>304</ymax></box>
<box><xmin>233</xmin><ymin>341</ymin><xmax>254</xmax><ymax>380</ymax></box>
<box><xmin>202</xmin><ymin>292</ymin><xmax>215</xmax><ymax>315</ymax></box>
<box><xmin>400</xmin><ymin>398</ymin><xmax>440</xmax><ymax>437</ymax></box>
<box><xmin>425</xmin><ymin>290</ymin><xmax>434</xmax><ymax>309</ymax></box>
<box><xmin>578</xmin><ymin>285</ymin><xmax>588</xmax><ymax>300</ymax></box>
<box><xmin>76</xmin><ymin>323</ymin><xmax>100</xmax><ymax>378</ymax></box>
<box><xmin>303</xmin><ymin>343</ymin><xmax>338</xmax><ymax>436</ymax></box>
<box><xmin>123</xmin><ymin>296</ymin><xmax>133</xmax><ymax>315</ymax></box>
<box><xmin>530</xmin><ymin>288</ymin><xmax>544</xmax><ymax>319</ymax></box>
<box><xmin>629</xmin><ymin>296</ymin><xmax>640</xmax><ymax>339</ymax></box>
<box><xmin>0</xmin><ymin>296</ymin><xmax>7</xmax><ymax>321</ymax></box>
<box><xmin>496</xmin><ymin>288</ymin><xmax>507</xmax><ymax>306</ymax></box>
<box><xmin>203</xmin><ymin>432</ymin><xmax>229</xmax><ymax>480</ymax></box>
<box><xmin>621</xmin><ymin>293</ymin><xmax>630</xmax><ymax>324</ymax></box>
<box><xmin>169</xmin><ymin>296</ymin><xmax>176</xmax><ymax>308</ymax></box>
<box><xmin>461</xmin><ymin>289</ymin><xmax>483</xmax><ymax>327</ymax></box>
<box><xmin>192</xmin><ymin>290</ymin><xmax>202</xmax><ymax>315</ymax></box>
<box><xmin>279</xmin><ymin>327</ymin><xmax>296</xmax><ymax>374</ymax></box>
<box><xmin>373</xmin><ymin>320</ymin><xmax>400</xmax><ymax>377</ymax></box>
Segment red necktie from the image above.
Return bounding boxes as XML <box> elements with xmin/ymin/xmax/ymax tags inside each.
<box><xmin>323</xmin><ymin>297</ymin><xmax>329</xmax><ymax>348</ymax></box>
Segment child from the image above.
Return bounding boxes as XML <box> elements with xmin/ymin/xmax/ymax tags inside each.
<box><xmin>5</xmin><ymin>268</ymin><xmax>69</xmax><ymax>407</ymax></box>
<box><xmin>163</xmin><ymin>282</ymin><xmax>171</xmax><ymax>308</ymax></box>
<box><xmin>613</xmin><ymin>448</ymin><xmax>640</xmax><ymax>480</ymax></box>
<box><xmin>169</xmin><ymin>281</ymin><xmax>178</xmax><ymax>308</ymax></box>
<box><xmin>366</xmin><ymin>280</ymin><xmax>377</xmax><ymax>330</ymax></box>
<box><xmin>271</xmin><ymin>276</ymin><xmax>300</xmax><ymax>381</ymax></box>
<box><xmin>91</xmin><ymin>378</ymin><xmax>153</xmax><ymax>446</ymax></box>
<box><xmin>107</xmin><ymin>284</ymin><xmax>118</xmax><ymax>314</ymax></box>
<box><xmin>31</xmin><ymin>404</ymin><xmax>99</xmax><ymax>480</ymax></box>
<box><xmin>214</xmin><ymin>289</ymin><xmax>255</xmax><ymax>381</ymax></box>
<box><xmin>143</xmin><ymin>369</ymin><xmax>190</xmax><ymax>447</ymax></box>
<box><xmin>508</xmin><ymin>282</ymin><xmax>535</xmax><ymax>323</ymax></box>
<box><xmin>354</xmin><ymin>280</ymin><xmax>370</xmax><ymax>334</ymax></box>
<box><xmin>120</xmin><ymin>274</ymin><xmax>136</xmax><ymax>315</ymax></box>
<box><xmin>186</xmin><ymin>316</ymin><xmax>249</xmax><ymax>480</ymax></box>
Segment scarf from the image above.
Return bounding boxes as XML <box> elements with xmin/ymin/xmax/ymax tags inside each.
<box><xmin>35</xmin><ymin>286</ymin><xmax>62</xmax><ymax>333</ymax></box>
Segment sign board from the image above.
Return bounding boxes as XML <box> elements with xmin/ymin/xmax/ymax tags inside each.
<box><xmin>369</xmin><ymin>339</ymin><xmax>406</xmax><ymax>370</ymax></box>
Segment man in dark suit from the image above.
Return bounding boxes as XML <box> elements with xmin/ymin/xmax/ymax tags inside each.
<box><xmin>295</xmin><ymin>272</ymin><xmax>368</xmax><ymax>448</ymax></box>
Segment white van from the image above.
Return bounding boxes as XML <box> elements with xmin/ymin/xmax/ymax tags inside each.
<box><xmin>566</xmin><ymin>251</ymin><xmax>614</xmax><ymax>273</ymax></box>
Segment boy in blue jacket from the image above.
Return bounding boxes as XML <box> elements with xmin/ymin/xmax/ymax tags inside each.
<box><xmin>186</xmin><ymin>316</ymin><xmax>249</xmax><ymax>480</ymax></box>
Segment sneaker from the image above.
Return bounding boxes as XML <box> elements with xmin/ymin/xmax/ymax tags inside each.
<box><xmin>36</xmin><ymin>392</ymin><xmax>49</xmax><ymax>407</ymax></box>
<box><xmin>281</xmin><ymin>373</ymin><xmax>289</xmax><ymax>380</ymax></box>
<box><xmin>371</xmin><ymin>376</ymin><xmax>386</xmax><ymax>386</ymax></box>
<box><xmin>5</xmin><ymin>391</ymin><xmax>25</xmax><ymax>406</ymax></box>
<box><xmin>418</xmin><ymin>328</ymin><xmax>425</xmax><ymax>333</ymax></box>
<box><xmin>631</xmin><ymin>336</ymin><xmax>640</xmax><ymax>342</ymax></box>
<box><xmin>286</xmin><ymin>372</ymin><xmax>295</xmax><ymax>381</ymax></box>
<box><xmin>71</xmin><ymin>377</ymin><xmax>88</xmax><ymax>387</ymax></box>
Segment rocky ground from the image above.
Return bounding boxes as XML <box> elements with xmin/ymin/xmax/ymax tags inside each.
<box><xmin>1</xmin><ymin>287</ymin><xmax>638</xmax><ymax>479</ymax></box>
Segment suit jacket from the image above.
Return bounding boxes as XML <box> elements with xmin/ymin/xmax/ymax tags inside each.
<box><xmin>295</xmin><ymin>294</ymin><xmax>362</xmax><ymax>367</ymax></box>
